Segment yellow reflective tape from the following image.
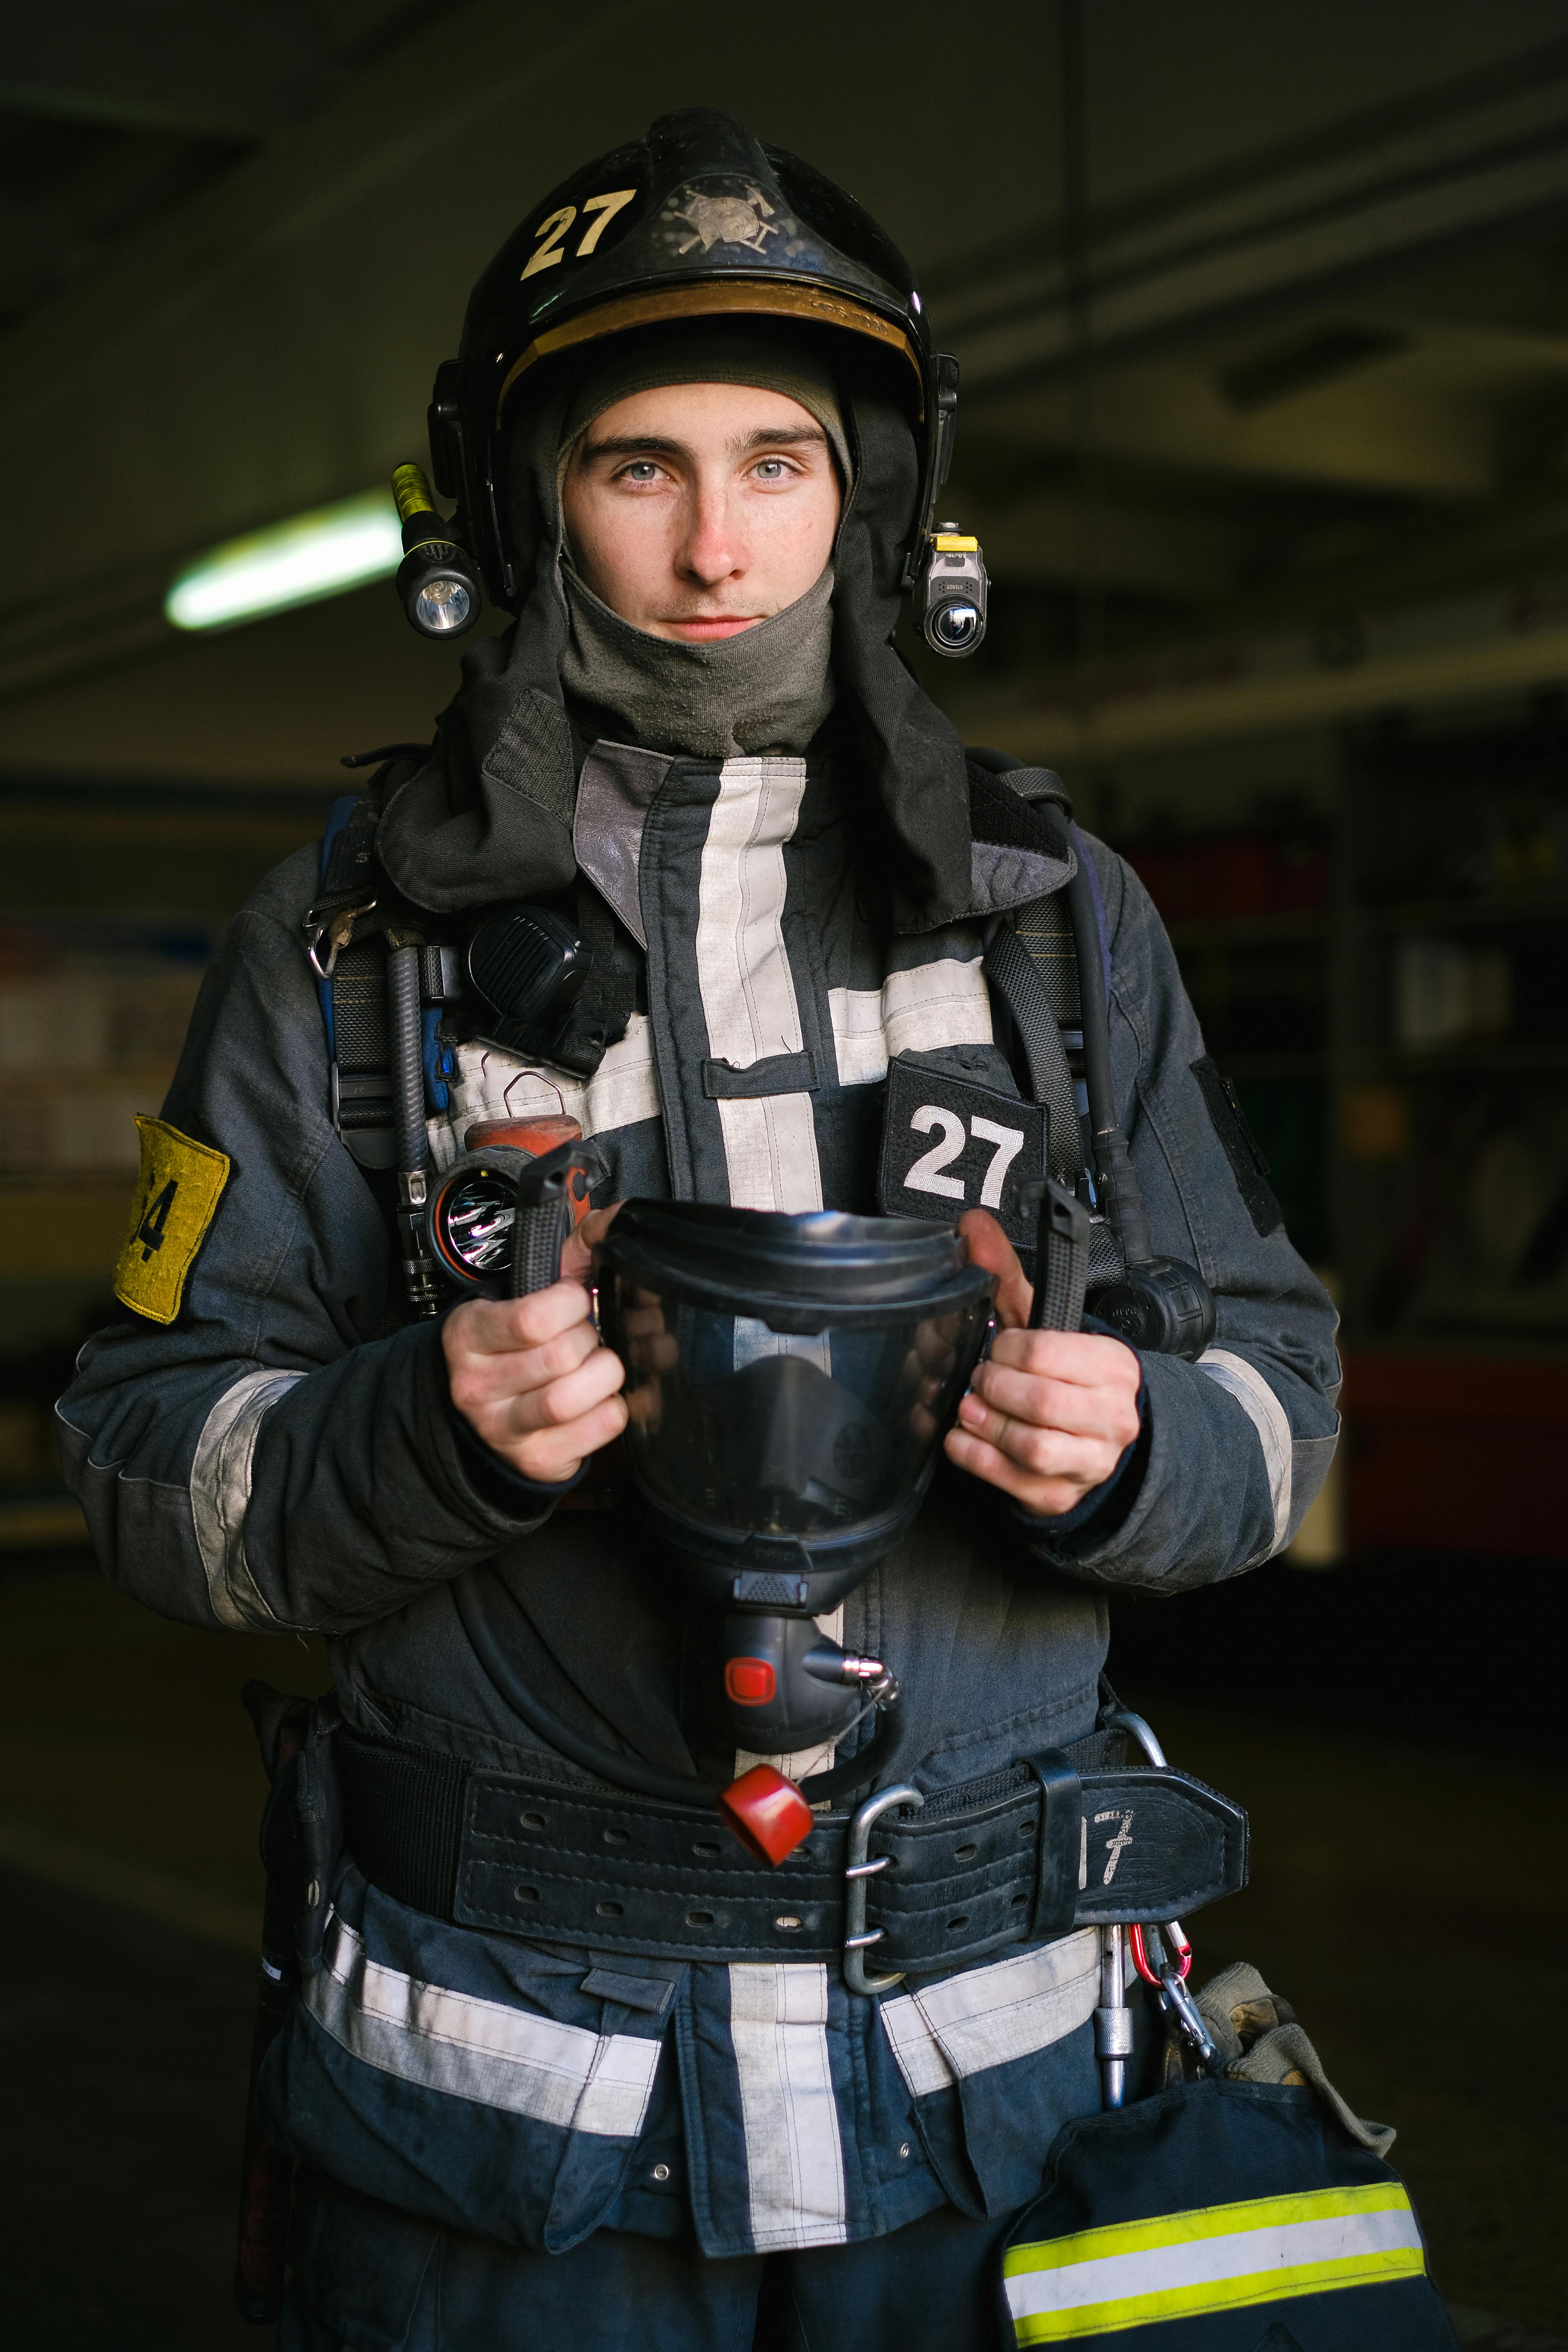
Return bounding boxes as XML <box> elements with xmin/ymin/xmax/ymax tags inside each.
<box><xmin>113</xmin><ymin>1116</ymin><xmax>230</xmax><ymax>1326</ymax></box>
<box><xmin>1004</xmin><ymin>2182</ymin><xmax>1411</xmax><ymax>2277</ymax></box>
<box><xmin>1005</xmin><ymin>2183</ymin><xmax>1424</xmax><ymax>2343</ymax></box>
<box><xmin>1010</xmin><ymin>2247</ymin><xmax>1427</xmax><ymax>2341</ymax></box>
<box><xmin>933</xmin><ymin>533</ymin><xmax>978</xmax><ymax>551</ymax></box>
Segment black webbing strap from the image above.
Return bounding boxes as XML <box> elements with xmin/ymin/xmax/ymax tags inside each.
<box><xmin>1029</xmin><ymin>1181</ymin><xmax>1091</xmax><ymax>1335</ymax></box>
<box><xmin>333</xmin><ymin>1733</ymin><xmax>468</xmax><ymax>1917</ymax></box>
<box><xmin>331</xmin><ymin>942</ymin><xmax>390</xmax><ymax>1076</ymax></box>
<box><xmin>314</xmin><ymin>793</ymin><xmax>383</xmax><ymax>922</ymax></box>
<box><xmin>1013</xmin><ymin>893</ymin><xmax>1082</xmax><ymax>1023</ymax></box>
<box><xmin>984</xmin><ymin>923</ymin><xmax>1083</xmax><ymax>1186</ymax></box>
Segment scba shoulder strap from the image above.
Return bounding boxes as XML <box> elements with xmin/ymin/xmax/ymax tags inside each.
<box><xmin>963</xmin><ymin>752</ymin><xmax>1124</xmax><ymax>1286</ymax></box>
<box><xmin>302</xmin><ymin>759</ymin><xmax>463</xmax><ymax>1171</ymax></box>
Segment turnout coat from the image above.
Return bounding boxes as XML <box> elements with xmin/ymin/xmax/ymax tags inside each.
<box><xmin>57</xmin><ymin>384</ymin><xmax>1337</xmax><ymax>2263</ymax></box>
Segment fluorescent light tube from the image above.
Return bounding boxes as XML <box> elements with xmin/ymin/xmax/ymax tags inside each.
<box><xmin>165</xmin><ymin>491</ymin><xmax>404</xmax><ymax>630</ymax></box>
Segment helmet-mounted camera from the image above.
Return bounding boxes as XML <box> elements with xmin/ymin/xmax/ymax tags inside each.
<box><xmin>916</xmin><ymin>522</ymin><xmax>989</xmax><ymax>657</ymax></box>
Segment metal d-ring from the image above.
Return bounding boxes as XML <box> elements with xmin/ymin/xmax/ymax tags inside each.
<box><xmin>843</xmin><ymin>1783</ymin><xmax>925</xmax><ymax>1997</ymax></box>
<box><xmin>1103</xmin><ymin>1708</ymin><xmax>1168</xmax><ymax>1769</ymax></box>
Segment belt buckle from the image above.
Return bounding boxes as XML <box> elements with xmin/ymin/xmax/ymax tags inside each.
<box><xmin>842</xmin><ymin>1783</ymin><xmax>924</xmax><ymax>1997</ymax></box>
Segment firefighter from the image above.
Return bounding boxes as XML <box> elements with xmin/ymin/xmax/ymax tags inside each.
<box><xmin>58</xmin><ymin>108</ymin><xmax>1338</xmax><ymax>2350</ymax></box>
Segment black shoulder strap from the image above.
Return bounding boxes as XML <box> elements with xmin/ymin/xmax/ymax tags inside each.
<box><xmin>304</xmin><ymin>759</ymin><xmax>451</xmax><ymax>1174</ymax></box>
<box><xmin>982</xmin><ymin>927</ymin><xmax>1081</xmax><ymax>1186</ymax></box>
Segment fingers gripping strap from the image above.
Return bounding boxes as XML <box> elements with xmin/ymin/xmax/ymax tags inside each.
<box><xmin>1030</xmin><ymin>1182</ymin><xmax>1090</xmax><ymax>1336</ymax></box>
<box><xmin>983</xmin><ymin>926</ymin><xmax>1082</xmax><ymax>1183</ymax></box>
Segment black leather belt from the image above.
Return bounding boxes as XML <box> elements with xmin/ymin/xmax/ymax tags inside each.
<box><xmin>337</xmin><ymin>1727</ymin><xmax>1247</xmax><ymax>1979</ymax></box>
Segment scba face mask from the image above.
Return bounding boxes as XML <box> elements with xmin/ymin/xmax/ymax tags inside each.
<box><xmin>598</xmin><ymin>1203</ymin><xmax>995</xmax><ymax>1756</ymax></box>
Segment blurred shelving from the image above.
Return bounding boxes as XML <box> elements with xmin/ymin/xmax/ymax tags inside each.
<box><xmin>0</xmin><ymin>782</ymin><xmax>329</xmax><ymax>1547</ymax></box>
<box><xmin>1119</xmin><ymin>700</ymin><xmax>1568</xmax><ymax>1560</ymax></box>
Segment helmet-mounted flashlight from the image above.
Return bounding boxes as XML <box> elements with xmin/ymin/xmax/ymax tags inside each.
<box><xmin>916</xmin><ymin>523</ymin><xmax>988</xmax><ymax>657</ymax></box>
<box><xmin>392</xmin><ymin>462</ymin><xmax>484</xmax><ymax>638</ymax></box>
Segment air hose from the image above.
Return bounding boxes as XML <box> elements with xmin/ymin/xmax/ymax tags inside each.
<box><xmin>388</xmin><ymin>945</ymin><xmax>429</xmax><ymax>1180</ymax></box>
<box><xmin>389</xmin><ymin>944</ymin><xmax>441</xmax><ymax>1319</ymax></box>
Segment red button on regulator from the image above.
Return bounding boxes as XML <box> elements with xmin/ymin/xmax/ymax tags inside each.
<box><xmin>724</xmin><ymin>1657</ymin><xmax>777</xmax><ymax>1705</ymax></box>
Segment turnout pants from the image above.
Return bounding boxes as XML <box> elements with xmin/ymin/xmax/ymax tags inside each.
<box><xmin>282</xmin><ymin>2171</ymin><xmax>1019</xmax><ymax>2352</ymax></box>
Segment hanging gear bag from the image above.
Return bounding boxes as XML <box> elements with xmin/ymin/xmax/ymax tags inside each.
<box><xmin>998</xmin><ymin>1963</ymin><xmax>1456</xmax><ymax>2349</ymax></box>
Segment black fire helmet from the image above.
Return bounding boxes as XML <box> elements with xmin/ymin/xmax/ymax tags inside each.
<box><xmin>426</xmin><ymin>107</ymin><xmax>958</xmax><ymax>609</ymax></box>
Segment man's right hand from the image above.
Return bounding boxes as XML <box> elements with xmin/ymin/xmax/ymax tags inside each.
<box><xmin>443</xmin><ymin>1254</ymin><xmax>628</xmax><ymax>1486</ymax></box>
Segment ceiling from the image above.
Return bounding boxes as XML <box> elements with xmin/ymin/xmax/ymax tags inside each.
<box><xmin>5</xmin><ymin>0</ymin><xmax>1568</xmax><ymax>782</ymax></box>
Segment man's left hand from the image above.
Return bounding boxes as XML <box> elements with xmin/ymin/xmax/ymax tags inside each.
<box><xmin>943</xmin><ymin>1209</ymin><xmax>1142</xmax><ymax>1519</ymax></box>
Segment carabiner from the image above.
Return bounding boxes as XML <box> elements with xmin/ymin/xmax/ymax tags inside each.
<box><xmin>1129</xmin><ymin>1918</ymin><xmax>1191</xmax><ymax>1986</ymax></box>
<box><xmin>1159</xmin><ymin>1965</ymin><xmax>1221</xmax><ymax>2072</ymax></box>
<box><xmin>303</xmin><ymin>899</ymin><xmax>377</xmax><ymax>980</ymax></box>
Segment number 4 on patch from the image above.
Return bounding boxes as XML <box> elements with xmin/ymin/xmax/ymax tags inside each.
<box><xmin>137</xmin><ymin>1179</ymin><xmax>178</xmax><ymax>1261</ymax></box>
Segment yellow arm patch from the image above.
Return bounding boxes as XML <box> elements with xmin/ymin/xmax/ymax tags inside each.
<box><xmin>113</xmin><ymin>1116</ymin><xmax>231</xmax><ymax>1326</ymax></box>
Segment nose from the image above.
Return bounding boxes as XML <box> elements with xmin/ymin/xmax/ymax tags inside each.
<box><xmin>677</xmin><ymin>479</ymin><xmax>743</xmax><ymax>590</ymax></box>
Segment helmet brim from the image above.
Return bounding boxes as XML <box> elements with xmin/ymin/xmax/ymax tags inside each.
<box><xmin>496</xmin><ymin>277</ymin><xmax>923</xmax><ymax>431</ymax></box>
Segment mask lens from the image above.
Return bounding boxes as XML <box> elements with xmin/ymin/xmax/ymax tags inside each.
<box><xmin>610</xmin><ymin>1287</ymin><xmax>987</xmax><ymax>1539</ymax></box>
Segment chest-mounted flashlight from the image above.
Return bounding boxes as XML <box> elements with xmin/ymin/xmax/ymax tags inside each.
<box><xmin>393</xmin><ymin>463</ymin><xmax>484</xmax><ymax>639</ymax></box>
<box><xmin>916</xmin><ymin>522</ymin><xmax>988</xmax><ymax>657</ymax></box>
<box><xmin>424</xmin><ymin>1130</ymin><xmax>598</xmax><ymax>1298</ymax></box>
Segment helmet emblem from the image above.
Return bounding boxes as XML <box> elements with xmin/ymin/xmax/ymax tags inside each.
<box><xmin>670</xmin><ymin>184</ymin><xmax>779</xmax><ymax>256</ymax></box>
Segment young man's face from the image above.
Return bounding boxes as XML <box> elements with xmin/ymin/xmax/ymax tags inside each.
<box><xmin>560</xmin><ymin>380</ymin><xmax>842</xmax><ymax>641</ymax></box>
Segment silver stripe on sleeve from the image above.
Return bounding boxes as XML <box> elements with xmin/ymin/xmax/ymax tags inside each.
<box><xmin>307</xmin><ymin>1915</ymin><xmax>661</xmax><ymax>2138</ymax></box>
<box><xmin>728</xmin><ymin>1962</ymin><xmax>848</xmax><ymax>2251</ymax></box>
<box><xmin>879</xmin><ymin>1929</ymin><xmax>1101</xmax><ymax>2099</ymax></box>
<box><xmin>189</xmin><ymin>1368</ymin><xmax>305</xmax><ymax>1629</ymax></box>
<box><xmin>696</xmin><ymin>757</ymin><xmax>823</xmax><ymax>1215</ymax></box>
<box><xmin>828</xmin><ymin>953</ymin><xmax>993</xmax><ymax>1087</ymax></box>
<box><xmin>1197</xmin><ymin>1347</ymin><xmax>1293</xmax><ymax>1561</ymax></box>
